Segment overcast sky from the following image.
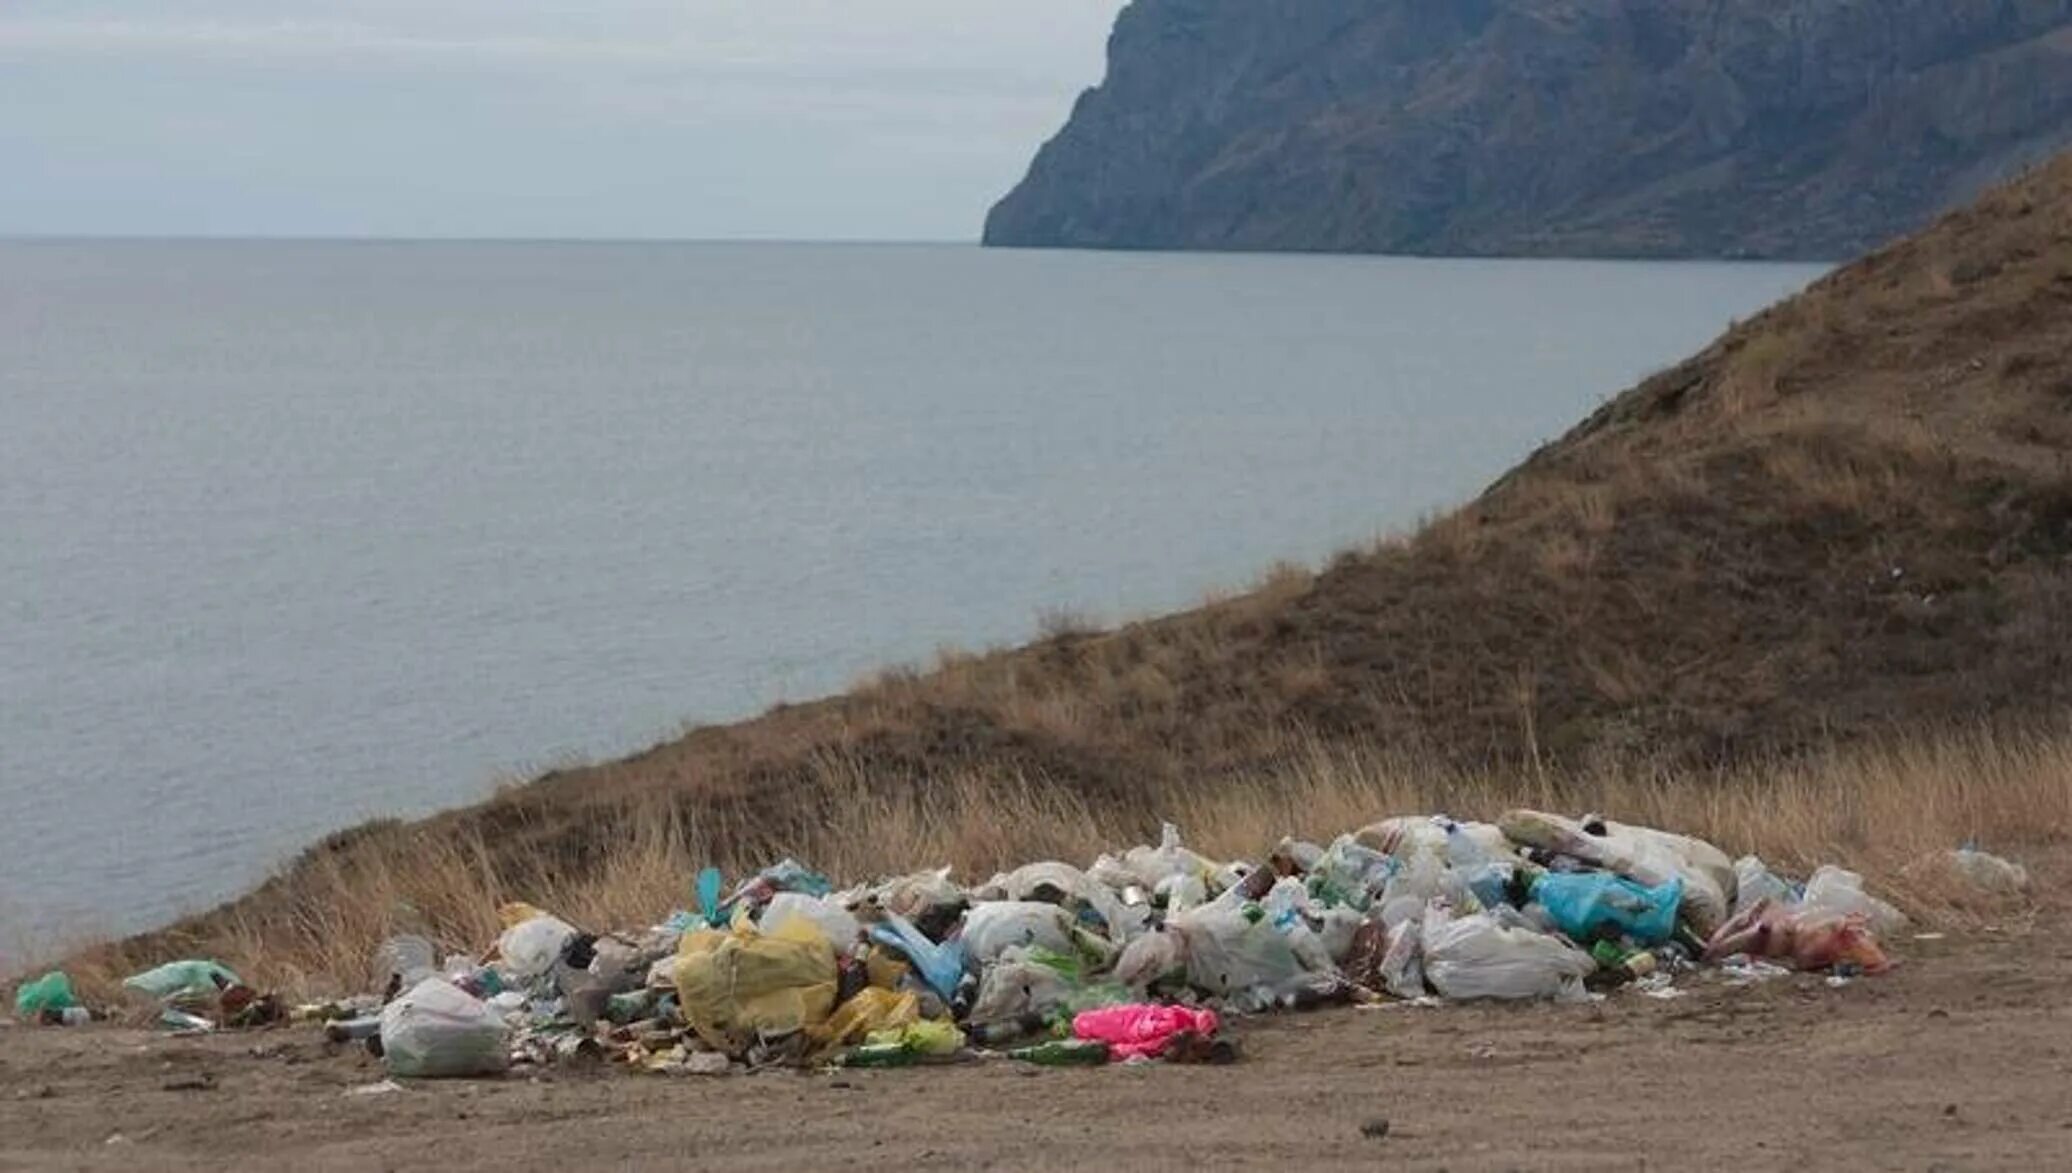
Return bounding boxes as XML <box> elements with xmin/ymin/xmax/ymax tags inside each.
<box><xmin>0</xmin><ymin>1</ymin><xmax>1125</xmax><ymax>239</ymax></box>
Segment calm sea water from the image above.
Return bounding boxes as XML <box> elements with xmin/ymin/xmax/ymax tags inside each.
<box><xmin>0</xmin><ymin>241</ymin><xmax>1822</xmax><ymax>955</ymax></box>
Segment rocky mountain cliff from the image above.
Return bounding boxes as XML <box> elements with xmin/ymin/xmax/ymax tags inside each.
<box><xmin>984</xmin><ymin>0</ymin><xmax>2072</xmax><ymax>259</ymax></box>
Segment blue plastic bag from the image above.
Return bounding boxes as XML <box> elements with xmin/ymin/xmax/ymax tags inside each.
<box><xmin>868</xmin><ymin>913</ymin><xmax>968</xmax><ymax>1002</ymax></box>
<box><xmin>1531</xmin><ymin>872</ymin><xmax>1682</xmax><ymax>946</ymax></box>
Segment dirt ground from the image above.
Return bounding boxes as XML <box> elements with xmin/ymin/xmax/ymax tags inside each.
<box><xmin>8</xmin><ymin>898</ymin><xmax>2072</xmax><ymax>1173</ymax></box>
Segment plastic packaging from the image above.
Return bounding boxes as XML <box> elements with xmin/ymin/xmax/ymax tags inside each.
<box><xmin>1499</xmin><ymin>810</ymin><xmax>1729</xmax><ymax>935</ymax></box>
<box><xmin>673</xmin><ymin>923</ymin><xmax>839</xmax><ymax>1054</ymax></box>
<box><xmin>1072</xmin><ymin>1004</ymin><xmax>1220</xmax><ymax>1061</ymax></box>
<box><xmin>14</xmin><ymin>971</ymin><xmax>79</xmax><ymax>1017</ymax></box>
<box><xmin>1304</xmin><ymin>835</ymin><xmax>1397</xmax><ymax>911</ymax></box>
<box><xmin>960</xmin><ymin>901</ymin><xmax>1079</xmax><ymax>965</ymax></box>
<box><xmin>123</xmin><ymin>960</ymin><xmax>240</xmax><ymax>1004</ymax></box>
<box><xmin>1531</xmin><ymin>871</ymin><xmax>1683</xmax><ymax>946</ymax></box>
<box><xmin>1419</xmin><ymin>904</ymin><xmax>1595</xmax><ymax>1001</ymax></box>
<box><xmin>1167</xmin><ymin>903</ymin><xmax>1336</xmax><ymax>1007</ymax></box>
<box><xmin>1800</xmin><ymin>866</ymin><xmax>1907</xmax><ymax>936</ymax></box>
<box><xmin>376</xmin><ymin>936</ymin><xmax>439</xmax><ymax>992</ymax></box>
<box><xmin>867</xmin><ymin>913</ymin><xmax>968</xmax><ymax>1003</ymax></box>
<box><xmin>1732</xmin><ymin>855</ymin><xmax>1796</xmax><ymax>916</ymax></box>
<box><xmin>495</xmin><ymin>906</ymin><xmax>578</xmax><ymax>983</ymax></box>
<box><xmin>813</xmin><ymin>987</ymin><xmax>919</xmax><ymax>1052</ymax></box>
<box><xmin>1379</xmin><ymin>918</ymin><xmax>1427</xmax><ymax>1000</ymax></box>
<box><xmin>379</xmin><ymin>978</ymin><xmax>511</xmax><ymax>1078</ymax></box>
<box><xmin>1946</xmin><ymin>847</ymin><xmax>2030</xmax><ymax>895</ymax></box>
<box><xmin>760</xmin><ymin>892</ymin><xmax>862</xmax><ymax>947</ymax></box>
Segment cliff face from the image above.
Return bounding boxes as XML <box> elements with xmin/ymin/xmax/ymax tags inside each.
<box><xmin>984</xmin><ymin>0</ymin><xmax>2072</xmax><ymax>259</ymax></box>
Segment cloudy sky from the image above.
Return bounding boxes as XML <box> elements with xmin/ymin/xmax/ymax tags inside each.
<box><xmin>0</xmin><ymin>1</ymin><xmax>1125</xmax><ymax>238</ymax></box>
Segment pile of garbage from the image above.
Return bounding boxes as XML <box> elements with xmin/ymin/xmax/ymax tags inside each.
<box><xmin>12</xmin><ymin>812</ymin><xmax>2015</xmax><ymax>1079</ymax></box>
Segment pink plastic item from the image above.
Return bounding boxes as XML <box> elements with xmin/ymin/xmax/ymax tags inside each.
<box><xmin>1071</xmin><ymin>1004</ymin><xmax>1221</xmax><ymax>1061</ymax></box>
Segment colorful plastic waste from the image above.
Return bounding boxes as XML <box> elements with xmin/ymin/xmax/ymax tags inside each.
<box><xmin>99</xmin><ymin>811</ymin><xmax>1920</xmax><ymax>1082</ymax></box>
<box><xmin>123</xmin><ymin>960</ymin><xmax>241</xmax><ymax>1004</ymax></box>
<box><xmin>1072</xmin><ymin>1004</ymin><xmax>1220</xmax><ymax>1061</ymax></box>
<box><xmin>1531</xmin><ymin>871</ymin><xmax>1683</xmax><ymax>946</ymax></box>
<box><xmin>13</xmin><ymin>971</ymin><xmax>79</xmax><ymax>1018</ymax></box>
<box><xmin>673</xmin><ymin>922</ymin><xmax>838</xmax><ymax>1055</ymax></box>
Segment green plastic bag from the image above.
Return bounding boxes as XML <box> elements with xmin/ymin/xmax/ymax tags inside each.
<box><xmin>14</xmin><ymin>971</ymin><xmax>78</xmax><ymax>1017</ymax></box>
<box><xmin>123</xmin><ymin>960</ymin><xmax>240</xmax><ymax>1003</ymax></box>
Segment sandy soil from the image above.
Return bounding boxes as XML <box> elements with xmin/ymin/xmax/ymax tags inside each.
<box><xmin>8</xmin><ymin>899</ymin><xmax>2072</xmax><ymax>1172</ymax></box>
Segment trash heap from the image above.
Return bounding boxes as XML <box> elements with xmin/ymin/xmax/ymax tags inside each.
<box><xmin>12</xmin><ymin>811</ymin><xmax>2003</xmax><ymax>1080</ymax></box>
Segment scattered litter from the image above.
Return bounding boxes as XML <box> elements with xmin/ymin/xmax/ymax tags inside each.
<box><xmin>13</xmin><ymin>810</ymin><xmax>1943</xmax><ymax>1077</ymax></box>
<box><xmin>345</xmin><ymin>1080</ymin><xmax>406</xmax><ymax>1097</ymax></box>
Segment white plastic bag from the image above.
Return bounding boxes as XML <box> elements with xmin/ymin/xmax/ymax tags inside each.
<box><xmin>1947</xmin><ymin>848</ymin><xmax>2029</xmax><ymax>895</ymax></box>
<box><xmin>497</xmin><ymin>913</ymin><xmax>577</xmax><ymax>982</ymax></box>
<box><xmin>1731</xmin><ymin>855</ymin><xmax>1795</xmax><ymax>916</ymax></box>
<box><xmin>967</xmin><ymin>946</ymin><xmax>1079</xmax><ymax>1027</ymax></box>
<box><xmin>1419</xmin><ymin>904</ymin><xmax>1594</xmax><ymax>1002</ymax></box>
<box><xmin>1168</xmin><ymin>904</ymin><xmax>1334</xmax><ymax>1005</ymax></box>
<box><xmin>1800</xmin><ymin>866</ymin><xmax>1906</xmax><ymax>936</ymax></box>
<box><xmin>380</xmin><ymin>978</ymin><xmax>510</xmax><ymax>1078</ymax></box>
<box><xmin>959</xmin><ymin>901</ymin><xmax>1077</xmax><ymax>966</ymax></box>
<box><xmin>1379</xmin><ymin>917</ymin><xmax>1427</xmax><ymax>1000</ymax></box>
<box><xmin>760</xmin><ymin>892</ymin><xmax>861</xmax><ymax>947</ymax></box>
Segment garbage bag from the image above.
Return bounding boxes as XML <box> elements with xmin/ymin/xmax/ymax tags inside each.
<box><xmin>1119</xmin><ymin>823</ymin><xmax>1240</xmax><ymax>896</ymax></box>
<box><xmin>1419</xmin><ymin>904</ymin><xmax>1595</xmax><ymax>1002</ymax></box>
<box><xmin>1943</xmin><ymin>847</ymin><xmax>2030</xmax><ymax>895</ymax></box>
<box><xmin>1531</xmin><ymin>872</ymin><xmax>1682</xmax><ymax>947</ymax></box>
<box><xmin>379</xmin><ymin>978</ymin><xmax>510</xmax><ymax>1078</ymax></box>
<box><xmin>14</xmin><ymin>971</ymin><xmax>78</xmax><ymax>1017</ymax></box>
<box><xmin>1499</xmin><ymin>810</ymin><xmax>1728</xmax><ymax>935</ymax></box>
<box><xmin>1112</xmin><ymin>927</ymin><xmax>1187</xmax><ymax>991</ymax></box>
<box><xmin>495</xmin><ymin>905</ymin><xmax>578</xmax><ymax>983</ymax></box>
<box><xmin>761</xmin><ymin>892</ymin><xmax>861</xmax><ymax>948</ymax></box>
<box><xmin>961</xmin><ymin>901</ymin><xmax>1078</xmax><ymax>966</ymax></box>
<box><xmin>123</xmin><ymin>960</ymin><xmax>240</xmax><ymax>1004</ymax></box>
<box><xmin>985</xmin><ymin>860</ymin><xmax>1137</xmax><ymax>938</ymax></box>
<box><xmin>812</xmin><ymin>986</ymin><xmax>919</xmax><ymax>1050</ymax></box>
<box><xmin>866</xmin><ymin>1018</ymin><xmax>965</xmax><ymax>1057</ymax></box>
<box><xmin>1305</xmin><ymin>834</ymin><xmax>1397</xmax><ymax>911</ymax></box>
<box><xmin>1355</xmin><ymin>816</ymin><xmax>1507</xmax><ymax>864</ymax></box>
<box><xmin>673</xmin><ymin>923</ymin><xmax>838</xmax><ymax>1053</ymax></box>
<box><xmin>1799</xmin><ymin>866</ymin><xmax>1907</xmax><ymax>937</ymax></box>
<box><xmin>1589</xmin><ymin>818</ymin><xmax>1736</xmax><ymax>907</ymax></box>
<box><xmin>968</xmin><ymin>945</ymin><xmax>1081</xmax><ymax>1027</ymax></box>
<box><xmin>1732</xmin><ymin>855</ymin><xmax>1796</xmax><ymax>916</ymax></box>
<box><xmin>1168</xmin><ymin>903</ymin><xmax>1337</xmax><ymax>1006</ymax></box>
<box><xmin>1072</xmin><ymin>1004</ymin><xmax>1220</xmax><ymax>1061</ymax></box>
<box><xmin>861</xmin><ymin>868</ymin><xmax>966</xmax><ymax>939</ymax></box>
<box><xmin>866</xmin><ymin>913</ymin><xmax>967</xmax><ymax>1003</ymax></box>
<box><xmin>375</xmin><ymin>935</ymin><xmax>439</xmax><ymax>992</ymax></box>
<box><xmin>1379</xmin><ymin>918</ymin><xmax>1428</xmax><ymax>1000</ymax></box>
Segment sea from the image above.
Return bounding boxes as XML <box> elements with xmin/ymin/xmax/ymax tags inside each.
<box><xmin>0</xmin><ymin>240</ymin><xmax>1825</xmax><ymax>958</ymax></box>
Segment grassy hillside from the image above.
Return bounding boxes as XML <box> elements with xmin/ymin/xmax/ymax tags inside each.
<box><xmin>74</xmin><ymin>153</ymin><xmax>2072</xmax><ymax>988</ymax></box>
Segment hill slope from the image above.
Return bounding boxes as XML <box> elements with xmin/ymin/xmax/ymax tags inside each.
<box><xmin>100</xmin><ymin>153</ymin><xmax>2072</xmax><ymax>970</ymax></box>
<box><xmin>984</xmin><ymin>0</ymin><xmax>2072</xmax><ymax>259</ymax></box>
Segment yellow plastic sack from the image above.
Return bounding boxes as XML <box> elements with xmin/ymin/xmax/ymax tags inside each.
<box><xmin>866</xmin><ymin>1018</ymin><xmax>965</xmax><ymax>1057</ymax></box>
<box><xmin>673</xmin><ymin>922</ymin><xmax>838</xmax><ymax>1053</ymax></box>
<box><xmin>814</xmin><ymin>987</ymin><xmax>918</xmax><ymax>1049</ymax></box>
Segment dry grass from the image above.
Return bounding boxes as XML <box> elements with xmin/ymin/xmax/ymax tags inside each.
<box><xmin>49</xmin><ymin>720</ymin><xmax>2068</xmax><ymax>1001</ymax></box>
